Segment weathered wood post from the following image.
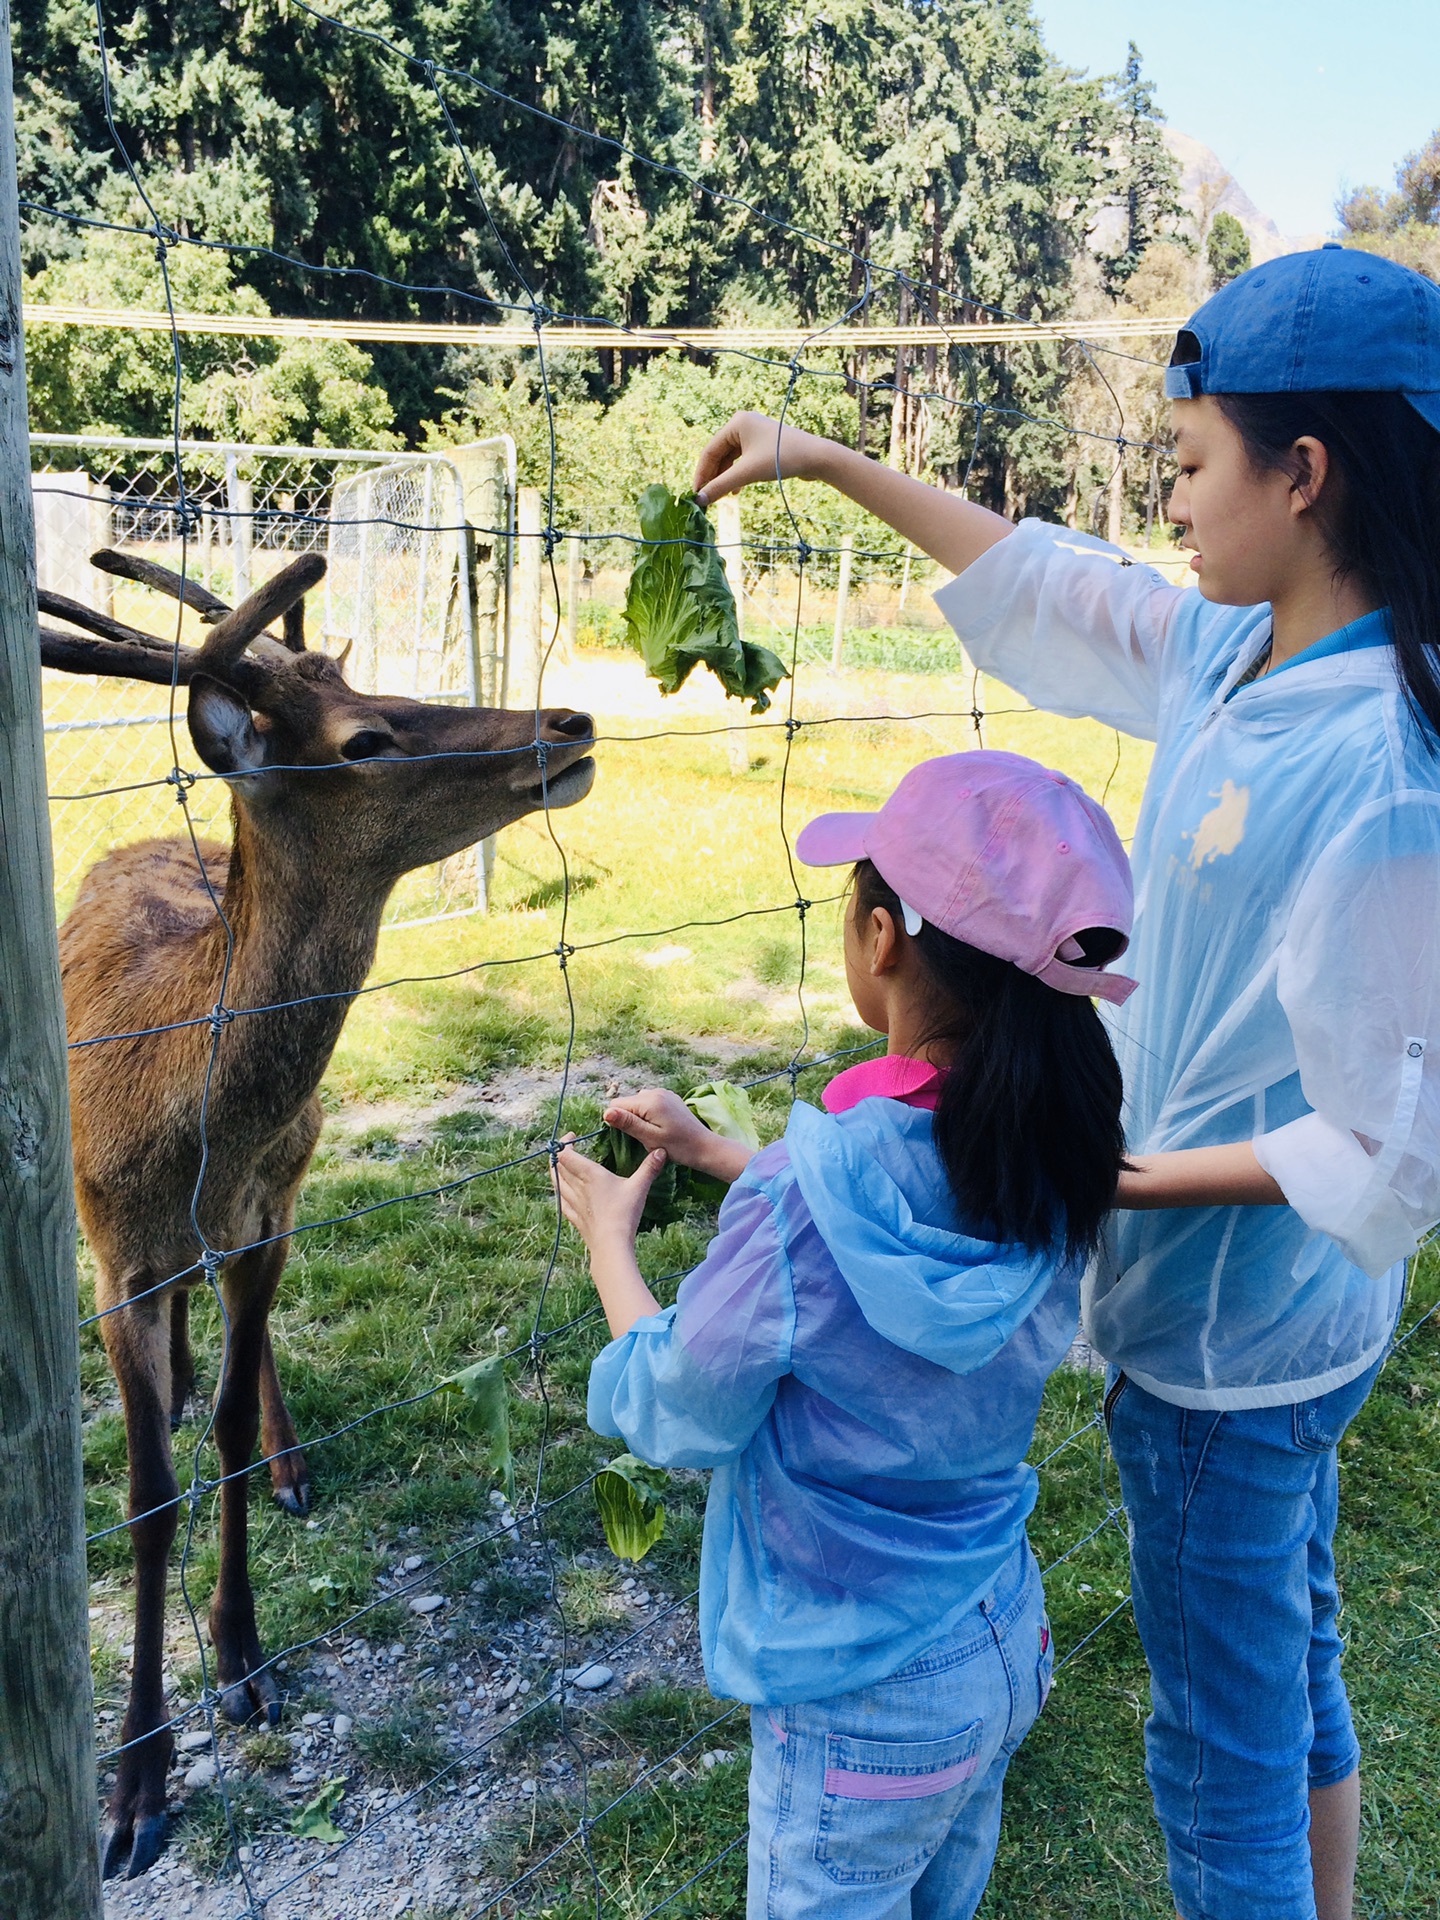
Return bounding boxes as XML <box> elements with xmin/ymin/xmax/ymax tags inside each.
<box><xmin>566</xmin><ymin>533</ymin><xmax>581</xmax><ymax>655</ymax></box>
<box><xmin>505</xmin><ymin>486</ymin><xmax>544</xmax><ymax>708</ymax></box>
<box><xmin>449</xmin><ymin>438</ymin><xmax>515</xmax><ymax>911</ymax></box>
<box><xmin>0</xmin><ymin>8</ymin><xmax>103</xmax><ymax>1911</ymax></box>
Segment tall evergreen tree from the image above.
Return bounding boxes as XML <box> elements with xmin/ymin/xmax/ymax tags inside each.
<box><xmin>1096</xmin><ymin>41</ymin><xmax>1182</xmax><ymax>294</ymax></box>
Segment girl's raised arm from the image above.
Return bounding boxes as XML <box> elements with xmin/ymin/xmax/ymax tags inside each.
<box><xmin>694</xmin><ymin>411</ymin><xmax>1014</xmax><ymax>576</ymax></box>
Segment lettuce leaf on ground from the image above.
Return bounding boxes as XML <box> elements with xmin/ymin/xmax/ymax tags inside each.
<box><xmin>594</xmin><ymin>1453</ymin><xmax>668</xmax><ymax>1561</ymax></box>
<box><xmin>623</xmin><ymin>485</ymin><xmax>788</xmax><ymax>714</ymax></box>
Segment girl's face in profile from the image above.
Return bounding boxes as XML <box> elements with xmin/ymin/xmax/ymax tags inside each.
<box><xmin>1167</xmin><ymin>396</ymin><xmax>1322</xmax><ymax>608</ymax></box>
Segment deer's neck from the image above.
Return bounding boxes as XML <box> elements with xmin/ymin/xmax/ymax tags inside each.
<box><xmin>209</xmin><ymin>808</ymin><xmax>390</xmax><ymax>1127</ymax></box>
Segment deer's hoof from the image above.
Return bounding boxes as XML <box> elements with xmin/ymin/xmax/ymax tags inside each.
<box><xmin>102</xmin><ymin>1811</ymin><xmax>167</xmax><ymax>1879</ymax></box>
<box><xmin>218</xmin><ymin>1663</ymin><xmax>282</xmax><ymax>1726</ymax></box>
<box><xmin>272</xmin><ymin>1475</ymin><xmax>311</xmax><ymax>1517</ymax></box>
<box><xmin>269</xmin><ymin>1447</ymin><xmax>312</xmax><ymax>1516</ymax></box>
<box><xmin>218</xmin><ymin>1677</ymin><xmax>254</xmax><ymax>1723</ymax></box>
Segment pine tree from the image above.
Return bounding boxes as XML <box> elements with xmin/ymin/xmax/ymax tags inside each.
<box><xmin>1097</xmin><ymin>41</ymin><xmax>1182</xmax><ymax>294</ymax></box>
<box><xmin>1206</xmin><ymin>211</ymin><xmax>1250</xmax><ymax>289</ymax></box>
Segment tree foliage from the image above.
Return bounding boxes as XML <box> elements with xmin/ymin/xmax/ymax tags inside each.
<box><xmin>1338</xmin><ymin>128</ymin><xmax>1440</xmax><ymax>284</ymax></box>
<box><xmin>1094</xmin><ymin>41</ymin><xmax>1183</xmax><ymax>295</ymax></box>
<box><xmin>1205</xmin><ymin>211</ymin><xmax>1250</xmax><ymax>289</ymax></box>
<box><xmin>15</xmin><ymin>0</ymin><xmax>1176</xmax><ymax>514</ymax></box>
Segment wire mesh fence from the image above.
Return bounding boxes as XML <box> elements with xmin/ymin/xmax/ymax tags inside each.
<box><xmin>18</xmin><ymin>4</ymin><xmax>1437</xmax><ymax>1916</ymax></box>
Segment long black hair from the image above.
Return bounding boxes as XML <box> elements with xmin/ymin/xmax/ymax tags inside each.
<box><xmin>852</xmin><ymin>861</ymin><xmax>1126</xmax><ymax>1264</ymax></box>
<box><xmin>1205</xmin><ymin>387</ymin><xmax>1440</xmax><ymax>739</ymax></box>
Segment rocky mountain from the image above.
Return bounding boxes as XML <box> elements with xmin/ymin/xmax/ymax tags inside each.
<box><xmin>1164</xmin><ymin>129</ymin><xmax>1324</xmax><ymax>260</ymax></box>
<box><xmin>1088</xmin><ymin>128</ymin><xmax>1322</xmax><ymax>264</ymax></box>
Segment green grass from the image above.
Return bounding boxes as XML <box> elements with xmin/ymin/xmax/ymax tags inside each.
<box><xmin>69</xmin><ymin>644</ymin><xmax>1440</xmax><ymax>1912</ymax></box>
<box><xmin>176</xmin><ymin>1780</ymin><xmax>288</xmax><ymax>1874</ymax></box>
<box><xmin>355</xmin><ymin>1695</ymin><xmax>449</xmax><ymax>1787</ymax></box>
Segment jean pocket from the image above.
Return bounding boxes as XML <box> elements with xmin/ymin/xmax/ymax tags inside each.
<box><xmin>813</xmin><ymin>1722</ymin><xmax>984</xmax><ymax>1886</ymax></box>
<box><xmin>1038</xmin><ymin>1614</ymin><xmax>1055</xmax><ymax>1715</ymax></box>
<box><xmin>1103</xmin><ymin>1371</ymin><xmax>1128</xmax><ymax>1434</ymax></box>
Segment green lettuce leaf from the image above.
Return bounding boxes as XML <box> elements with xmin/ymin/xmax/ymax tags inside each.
<box><xmin>439</xmin><ymin>1356</ymin><xmax>514</xmax><ymax>1501</ymax></box>
<box><xmin>684</xmin><ymin>1080</ymin><xmax>761</xmax><ymax>1151</ymax></box>
<box><xmin>597</xmin><ymin>1122</ymin><xmax>680</xmax><ymax>1225</ymax></box>
<box><xmin>594</xmin><ymin>1453</ymin><xmax>668</xmax><ymax>1561</ymax></box>
<box><xmin>683</xmin><ymin>1080</ymin><xmax>762</xmax><ymax>1207</ymax></box>
<box><xmin>623</xmin><ymin>485</ymin><xmax>788</xmax><ymax>714</ymax></box>
<box><xmin>292</xmin><ymin>1776</ymin><xmax>346</xmax><ymax>1844</ymax></box>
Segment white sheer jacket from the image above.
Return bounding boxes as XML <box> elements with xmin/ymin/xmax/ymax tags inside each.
<box><xmin>934</xmin><ymin>521</ymin><xmax>1432</xmax><ymax>1409</ymax></box>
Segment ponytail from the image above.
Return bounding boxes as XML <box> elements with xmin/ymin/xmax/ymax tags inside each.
<box><xmin>852</xmin><ymin>862</ymin><xmax>1126</xmax><ymax>1262</ymax></box>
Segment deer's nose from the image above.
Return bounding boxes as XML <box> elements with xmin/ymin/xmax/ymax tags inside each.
<box><xmin>542</xmin><ymin>710</ymin><xmax>594</xmax><ymax>741</ymax></box>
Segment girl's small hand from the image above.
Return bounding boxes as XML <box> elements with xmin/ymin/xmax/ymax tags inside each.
<box><xmin>604</xmin><ymin>1089</ymin><xmax>755</xmax><ymax>1184</ymax></box>
<box><xmin>552</xmin><ymin>1137</ymin><xmax>668</xmax><ymax>1252</ymax></box>
<box><xmin>694</xmin><ymin>412</ymin><xmax>834</xmax><ymax>505</ymax></box>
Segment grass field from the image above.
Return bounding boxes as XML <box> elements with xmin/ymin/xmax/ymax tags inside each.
<box><xmin>69</xmin><ymin>637</ymin><xmax>1440</xmax><ymax>1916</ymax></box>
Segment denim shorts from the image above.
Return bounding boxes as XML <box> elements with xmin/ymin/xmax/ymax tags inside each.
<box><xmin>1106</xmin><ymin>1356</ymin><xmax>1382</xmax><ymax>1920</ymax></box>
<box><xmin>746</xmin><ymin>1540</ymin><xmax>1051</xmax><ymax>1920</ymax></box>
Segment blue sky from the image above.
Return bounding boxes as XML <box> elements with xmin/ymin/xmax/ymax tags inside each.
<box><xmin>1033</xmin><ymin>0</ymin><xmax>1439</xmax><ymax>240</ymax></box>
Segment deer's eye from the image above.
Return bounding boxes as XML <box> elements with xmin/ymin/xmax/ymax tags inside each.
<box><xmin>340</xmin><ymin>729</ymin><xmax>395</xmax><ymax>762</ymax></box>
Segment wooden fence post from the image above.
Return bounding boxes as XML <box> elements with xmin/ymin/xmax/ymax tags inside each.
<box><xmin>505</xmin><ymin>486</ymin><xmax>544</xmax><ymax>708</ymax></box>
<box><xmin>0</xmin><ymin>7</ymin><xmax>104</xmax><ymax>1911</ymax></box>
<box><xmin>566</xmin><ymin>534</ymin><xmax>581</xmax><ymax>655</ymax></box>
<box><xmin>831</xmin><ymin>531</ymin><xmax>854</xmax><ymax>669</ymax></box>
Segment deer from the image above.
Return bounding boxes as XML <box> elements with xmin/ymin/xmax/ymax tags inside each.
<box><xmin>37</xmin><ymin>547</ymin><xmax>596</xmax><ymax>1880</ymax></box>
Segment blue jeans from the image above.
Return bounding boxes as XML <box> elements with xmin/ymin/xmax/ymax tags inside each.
<box><xmin>1106</xmin><ymin>1358</ymin><xmax>1382</xmax><ymax>1920</ymax></box>
<box><xmin>746</xmin><ymin>1541</ymin><xmax>1051</xmax><ymax>1920</ymax></box>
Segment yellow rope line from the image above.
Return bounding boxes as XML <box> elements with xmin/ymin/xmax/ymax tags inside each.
<box><xmin>22</xmin><ymin>302</ymin><xmax>1183</xmax><ymax>351</ymax></box>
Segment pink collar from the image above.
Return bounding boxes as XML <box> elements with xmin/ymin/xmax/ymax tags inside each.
<box><xmin>821</xmin><ymin>1055</ymin><xmax>948</xmax><ymax>1114</ymax></box>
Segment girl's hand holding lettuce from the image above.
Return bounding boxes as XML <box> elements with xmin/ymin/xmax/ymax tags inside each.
<box><xmin>602</xmin><ymin>1082</ymin><xmax>759</xmax><ymax>1199</ymax></box>
<box><xmin>623</xmin><ymin>485</ymin><xmax>788</xmax><ymax>713</ymax></box>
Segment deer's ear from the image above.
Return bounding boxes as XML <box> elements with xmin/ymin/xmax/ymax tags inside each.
<box><xmin>187</xmin><ymin>675</ymin><xmax>266</xmax><ymax>775</ymax></box>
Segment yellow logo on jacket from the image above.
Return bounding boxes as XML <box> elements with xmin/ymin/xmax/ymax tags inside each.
<box><xmin>1187</xmin><ymin>780</ymin><xmax>1250</xmax><ymax>868</ymax></box>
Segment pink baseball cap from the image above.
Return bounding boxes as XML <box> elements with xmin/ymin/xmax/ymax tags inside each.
<box><xmin>795</xmin><ymin>750</ymin><xmax>1138</xmax><ymax>1005</ymax></box>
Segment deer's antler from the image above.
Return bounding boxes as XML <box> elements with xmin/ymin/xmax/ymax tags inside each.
<box><xmin>90</xmin><ymin>549</ymin><xmax>233</xmax><ymax>621</ymax></box>
<box><xmin>37</xmin><ymin>590</ymin><xmax>179</xmax><ymax>654</ymax></box>
<box><xmin>194</xmin><ymin>554</ymin><xmax>326</xmax><ymax>676</ymax></box>
<box><xmin>37</xmin><ymin>624</ymin><xmax>208</xmax><ymax>688</ymax></box>
<box><xmin>38</xmin><ymin>552</ymin><xmax>325</xmax><ymax>694</ymax></box>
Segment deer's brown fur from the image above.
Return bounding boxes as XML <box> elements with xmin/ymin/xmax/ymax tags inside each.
<box><xmin>44</xmin><ymin>552</ymin><xmax>595</xmax><ymax>1878</ymax></box>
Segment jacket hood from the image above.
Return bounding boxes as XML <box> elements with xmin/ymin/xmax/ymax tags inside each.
<box><xmin>783</xmin><ymin>1099</ymin><xmax>1062</xmax><ymax>1377</ymax></box>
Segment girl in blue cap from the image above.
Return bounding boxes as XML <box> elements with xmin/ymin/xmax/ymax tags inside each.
<box><xmin>691</xmin><ymin>247</ymin><xmax>1440</xmax><ymax>1920</ymax></box>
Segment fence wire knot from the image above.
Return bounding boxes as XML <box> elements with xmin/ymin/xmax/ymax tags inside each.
<box><xmin>554</xmin><ymin>939</ymin><xmax>575</xmax><ymax>969</ymax></box>
<box><xmin>794</xmin><ymin>536</ymin><xmax>813</xmax><ymax>568</ymax></box>
<box><xmin>208</xmin><ymin>1002</ymin><xmax>235</xmax><ymax>1038</ymax></box>
<box><xmin>784</xmin><ymin>716</ymin><xmax>803</xmax><ymax>740</ymax></box>
<box><xmin>167</xmin><ymin>765</ymin><xmax>197</xmax><ymax>799</ymax></box>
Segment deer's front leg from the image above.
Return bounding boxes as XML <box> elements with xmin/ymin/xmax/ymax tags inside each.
<box><xmin>208</xmin><ymin>1245</ymin><xmax>285</xmax><ymax>1726</ymax></box>
<box><xmin>102</xmin><ymin>1288</ymin><xmax>180</xmax><ymax>1879</ymax></box>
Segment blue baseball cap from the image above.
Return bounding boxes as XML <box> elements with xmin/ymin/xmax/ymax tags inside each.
<box><xmin>1164</xmin><ymin>244</ymin><xmax>1440</xmax><ymax>433</ymax></box>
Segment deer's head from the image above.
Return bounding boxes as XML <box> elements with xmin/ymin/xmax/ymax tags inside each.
<box><xmin>39</xmin><ymin>551</ymin><xmax>596</xmax><ymax>884</ymax></box>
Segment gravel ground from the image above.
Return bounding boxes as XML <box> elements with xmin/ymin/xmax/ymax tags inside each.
<box><xmin>97</xmin><ymin>1533</ymin><xmax>718</xmax><ymax>1920</ymax></box>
